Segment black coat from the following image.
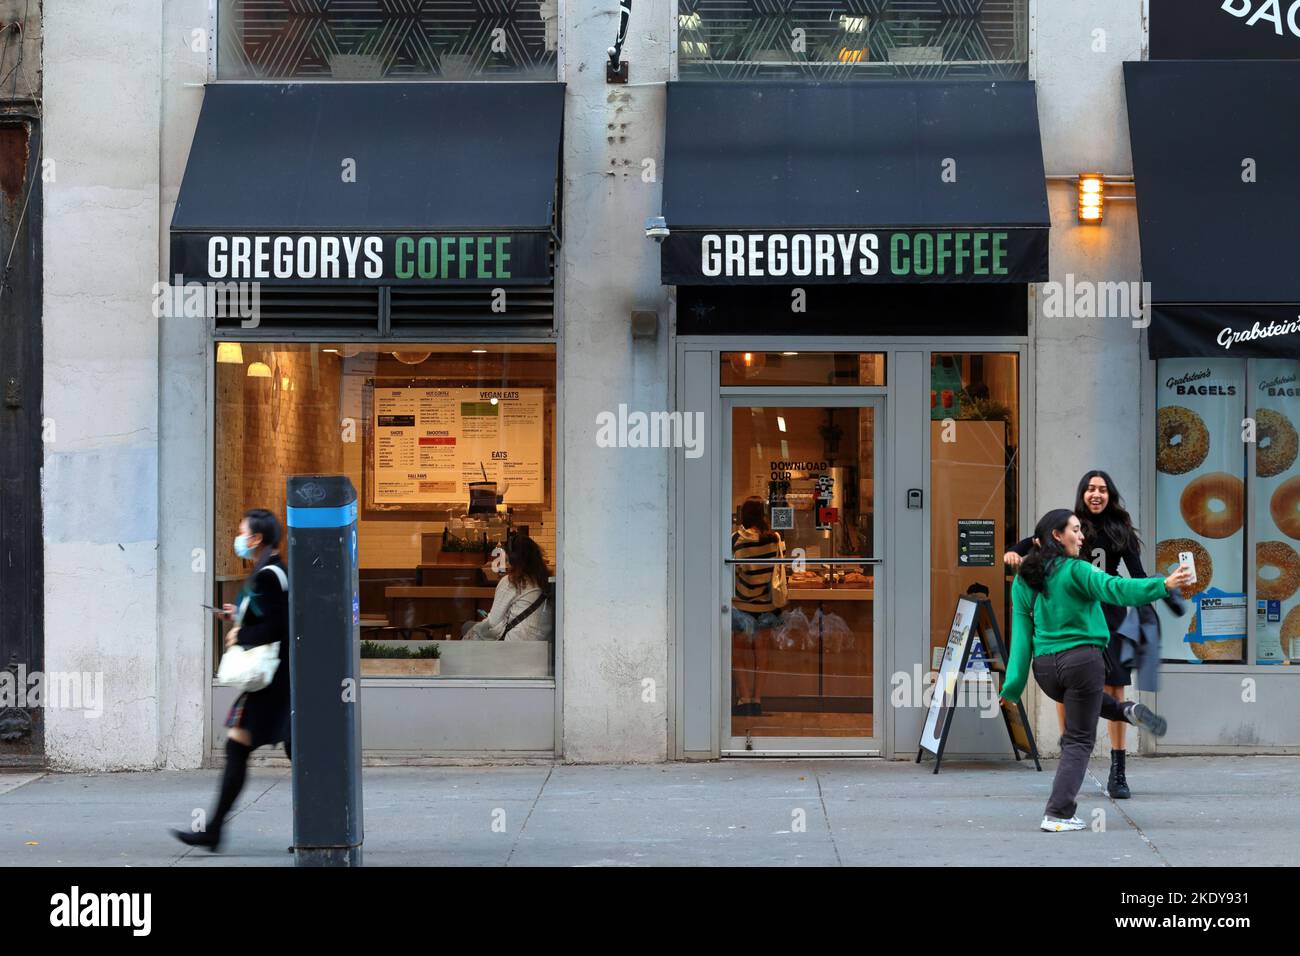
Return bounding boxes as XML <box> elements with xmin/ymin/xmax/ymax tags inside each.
<box><xmin>230</xmin><ymin>555</ymin><xmax>291</xmax><ymax>750</ymax></box>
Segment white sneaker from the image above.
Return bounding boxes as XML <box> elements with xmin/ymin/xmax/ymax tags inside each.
<box><xmin>1040</xmin><ymin>815</ymin><xmax>1087</xmax><ymax>832</ymax></box>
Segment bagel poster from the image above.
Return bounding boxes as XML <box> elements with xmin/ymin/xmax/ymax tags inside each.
<box><xmin>1155</xmin><ymin>359</ymin><xmax>1248</xmax><ymax>663</ymax></box>
<box><xmin>1253</xmin><ymin>359</ymin><xmax>1300</xmax><ymax>662</ymax></box>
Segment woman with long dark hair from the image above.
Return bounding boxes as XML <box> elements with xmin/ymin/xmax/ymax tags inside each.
<box><xmin>463</xmin><ymin>532</ymin><xmax>552</xmax><ymax>642</ymax></box>
<box><xmin>1001</xmin><ymin>509</ymin><xmax>1190</xmax><ymax>832</ymax></box>
<box><xmin>1003</xmin><ymin>470</ymin><xmax>1173</xmax><ymax>799</ymax></box>
<box><xmin>173</xmin><ymin>508</ymin><xmax>290</xmax><ymax>852</ymax></box>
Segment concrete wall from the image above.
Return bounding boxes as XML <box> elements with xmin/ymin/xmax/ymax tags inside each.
<box><xmin>559</xmin><ymin>0</ymin><xmax>672</xmax><ymax>761</ymax></box>
<box><xmin>1031</xmin><ymin>0</ymin><xmax>1148</xmax><ymax>755</ymax></box>
<box><xmin>42</xmin><ymin>1</ymin><xmax>163</xmax><ymax>769</ymax></box>
<box><xmin>155</xmin><ymin>0</ymin><xmax>211</xmax><ymax>770</ymax></box>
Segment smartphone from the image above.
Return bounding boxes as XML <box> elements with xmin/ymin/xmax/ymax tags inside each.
<box><xmin>1178</xmin><ymin>551</ymin><xmax>1197</xmax><ymax>586</ymax></box>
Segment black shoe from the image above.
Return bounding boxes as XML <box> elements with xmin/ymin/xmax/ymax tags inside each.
<box><xmin>171</xmin><ymin>827</ymin><xmax>222</xmax><ymax>853</ymax></box>
<box><xmin>1124</xmin><ymin>702</ymin><xmax>1167</xmax><ymax>738</ymax></box>
<box><xmin>732</xmin><ymin>701</ymin><xmax>747</xmax><ymax>716</ymax></box>
<box><xmin>1106</xmin><ymin>750</ymin><xmax>1131</xmax><ymax>799</ymax></box>
<box><xmin>750</xmin><ymin>700</ymin><xmax>764</xmax><ymax>716</ymax></box>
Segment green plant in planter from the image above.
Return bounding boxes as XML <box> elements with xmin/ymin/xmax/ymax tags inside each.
<box><xmin>958</xmin><ymin>398</ymin><xmax>1013</xmax><ymax>423</ymax></box>
<box><xmin>360</xmin><ymin>641</ymin><xmax>411</xmax><ymax>659</ymax></box>
<box><xmin>414</xmin><ymin>644</ymin><xmax>442</xmax><ymax>659</ymax></box>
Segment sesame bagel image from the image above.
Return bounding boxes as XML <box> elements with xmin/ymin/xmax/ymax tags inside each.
<box><xmin>1157</xmin><ymin>405</ymin><xmax>1210</xmax><ymax>475</ymax></box>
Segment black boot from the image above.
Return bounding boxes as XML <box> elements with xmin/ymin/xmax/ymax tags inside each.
<box><xmin>171</xmin><ymin>738</ymin><xmax>251</xmax><ymax>852</ymax></box>
<box><xmin>1106</xmin><ymin>749</ymin><xmax>1131</xmax><ymax>799</ymax></box>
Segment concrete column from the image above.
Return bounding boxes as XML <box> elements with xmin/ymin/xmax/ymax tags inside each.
<box><xmin>42</xmin><ymin>1</ymin><xmax>164</xmax><ymax>768</ymax></box>
<box><xmin>1032</xmin><ymin>0</ymin><xmax>1147</xmax><ymax>756</ymax></box>
<box><xmin>560</xmin><ymin>0</ymin><xmax>672</xmax><ymax>761</ymax></box>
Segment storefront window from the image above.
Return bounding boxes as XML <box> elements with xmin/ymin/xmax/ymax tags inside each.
<box><xmin>214</xmin><ymin>343</ymin><xmax>557</xmax><ymax>680</ymax></box>
<box><xmin>1252</xmin><ymin>359</ymin><xmax>1300</xmax><ymax>664</ymax></box>
<box><xmin>720</xmin><ymin>351</ymin><xmax>885</xmax><ymax>386</ymax></box>
<box><xmin>928</xmin><ymin>353</ymin><xmax>1019</xmax><ymax>671</ymax></box>
<box><xmin>217</xmin><ymin>0</ymin><xmax>558</xmax><ymax>80</ymax></box>
<box><xmin>1154</xmin><ymin>359</ymin><xmax>1248</xmax><ymax>664</ymax></box>
<box><xmin>678</xmin><ymin>0</ymin><xmax>1029</xmax><ymax>81</ymax></box>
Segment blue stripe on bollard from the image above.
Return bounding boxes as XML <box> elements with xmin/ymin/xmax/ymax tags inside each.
<box><xmin>286</xmin><ymin>501</ymin><xmax>358</xmax><ymax>529</ymax></box>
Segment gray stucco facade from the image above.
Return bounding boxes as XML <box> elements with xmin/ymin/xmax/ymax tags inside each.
<box><xmin>32</xmin><ymin>0</ymin><xmax>1300</xmax><ymax>770</ymax></box>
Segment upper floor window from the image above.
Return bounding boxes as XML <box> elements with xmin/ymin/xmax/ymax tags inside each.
<box><xmin>678</xmin><ymin>0</ymin><xmax>1028</xmax><ymax>80</ymax></box>
<box><xmin>217</xmin><ymin>0</ymin><xmax>558</xmax><ymax>80</ymax></box>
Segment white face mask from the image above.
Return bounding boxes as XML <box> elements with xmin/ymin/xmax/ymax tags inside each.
<box><xmin>234</xmin><ymin>534</ymin><xmax>256</xmax><ymax>559</ymax></box>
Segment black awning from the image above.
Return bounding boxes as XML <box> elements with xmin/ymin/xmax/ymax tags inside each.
<box><xmin>171</xmin><ymin>83</ymin><xmax>563</xmax><ymax>285</ymax></box>
<box><xmin>660</xmin><ymin>80</ymin><xmax>1049</xmax><ymax>285</ymax></box>
<box><xmin>1125</xmin><ymin>61</ymin><xmax>1300</xmax><ymax>358</ymax></box>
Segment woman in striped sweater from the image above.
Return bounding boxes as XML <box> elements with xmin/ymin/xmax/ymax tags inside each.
<box><xmin>732</xmin><ymin>496</ymin><xmax>784</xmax><ymax>717</ymax></box>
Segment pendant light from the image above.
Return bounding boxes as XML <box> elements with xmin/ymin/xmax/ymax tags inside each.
<box><xmin>216</xmin><ymin>342</ymin><xmax>244</xmax><ymax>364</ymax></box>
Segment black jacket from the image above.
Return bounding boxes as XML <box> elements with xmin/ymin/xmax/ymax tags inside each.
<box><xmin>233</xmin><ymin>554</ymin><xmax>290</xmax><ymax>750</ymax></box>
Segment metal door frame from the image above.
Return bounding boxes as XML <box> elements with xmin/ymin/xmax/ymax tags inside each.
<box><xmin>720</xmin><ymin>391</ymin><xmax>887</xmax><ymax>756</ymax></box>
<box><xmin>670</xmin><ymin>335</ymin><xmax>1035</xmax><ymax>761</ymax></box>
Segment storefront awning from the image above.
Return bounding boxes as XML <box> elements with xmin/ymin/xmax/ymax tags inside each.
<box><xmin>171</xmin><ymin>83</ymin><xmax>563</xmax><ymax>286</ymax></box>
<box><xmin>659</xmin><ymin>80</ymin><xmax>1050</xmax><ymax>286</ymax></box>
<box><xmin>1125</xmin><ymin>61</ymin><xmax>1300</xmax><ymax>358</ymax></box>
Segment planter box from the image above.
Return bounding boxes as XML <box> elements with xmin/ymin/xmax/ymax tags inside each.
<box><xmin>361</xmin><ymin>658</ymin><xmax>441</xmax><ymax>677</ymax></box>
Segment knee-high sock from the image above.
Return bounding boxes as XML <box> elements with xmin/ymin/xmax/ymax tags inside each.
<box><xmin>212</xmin><ymin>738</ymin><xmax>252</xmax><ymax>832</ymax></box>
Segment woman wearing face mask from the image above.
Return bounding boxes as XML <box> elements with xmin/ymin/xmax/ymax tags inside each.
<box><xmin>1002</xmin><ymin>470</ymin><xmax>1172</xmax><ymax>799</ymax></box>
<box><xmin>172</xmin><ymin>508</ymin><xmax>289</xmax><ymax>852</ymax></box>
<box><xmin>1000</xmin><ymin>509</ymin><xmax>1190</xmax><ymax>832</ymax></box>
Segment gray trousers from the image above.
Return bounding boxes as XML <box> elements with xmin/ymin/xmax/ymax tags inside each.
<box><xmin>1032</xmin><ymin>644</ymin><xmax>1128</xmax><ymax>819</ymax></box>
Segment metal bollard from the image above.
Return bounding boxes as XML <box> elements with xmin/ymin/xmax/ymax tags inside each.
<box><xmin>285</xmin><ymin>475</ymin><xmax>364</xmax><ymax>867</ymax></box>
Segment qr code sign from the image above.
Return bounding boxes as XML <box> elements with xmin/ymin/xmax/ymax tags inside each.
<box><xmin>771</xmin><ymin>507</ymin><xmax>794</xmax><ymax>530</ymax></box>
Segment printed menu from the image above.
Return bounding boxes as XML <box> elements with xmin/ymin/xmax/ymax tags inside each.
<box><xmin>372</xmin><ymin>386</ymin><xmax>544</xmax><ymax>505</ymax></box>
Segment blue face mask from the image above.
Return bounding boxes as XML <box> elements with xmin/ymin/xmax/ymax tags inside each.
<box><xmin>234</xmin><ymin>534</ymin><xmax>257</xmax><ymax>560</ymax></box>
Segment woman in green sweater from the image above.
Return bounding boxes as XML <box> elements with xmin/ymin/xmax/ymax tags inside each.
<box><xmin>1000</xmin><ymin>509</ymin><xmax>1192</xmax><ymax>832</ymax></box>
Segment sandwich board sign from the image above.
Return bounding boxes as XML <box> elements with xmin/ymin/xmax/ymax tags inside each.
<box><xmin>917</xmin><ymin>594</ymin><xmax>1041</xmax><ymax>774</ymax></box>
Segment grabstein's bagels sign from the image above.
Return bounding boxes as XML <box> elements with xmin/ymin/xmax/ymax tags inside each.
<box><xmin>1151</xmin><ymin>0</ymin><xmax>1300</xmax><ymax>59</ymax></box>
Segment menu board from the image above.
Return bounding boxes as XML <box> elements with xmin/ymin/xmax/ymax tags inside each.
<box><xmin>1154</xmin><ymin>359</ymin><xmax>1246</xmax><ymax>663</ymax></box>
<box><xmin>1253</xmin><ymin>359</ymin><xmax>1300</xmax><ymax>663</ymax></box>
<box><xmin>957</xmin><ymin>518</ymin><xmax>996</xmax><ymax>567</ymax></box>
<box><xmin>371</xmin><ymin>386</ymin><xmax>544</xmax><ymax>506</ymax></box>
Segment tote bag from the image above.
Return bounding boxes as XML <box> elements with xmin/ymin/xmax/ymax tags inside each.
<box><xmin>215</xmin><ymin>565</ymin><xmax>287</xmax><ymax>693</ymax></box>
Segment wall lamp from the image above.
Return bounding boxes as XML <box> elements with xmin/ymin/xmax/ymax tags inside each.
<box><xmin>1047</xmin><ymin>174</ymin><xmax>1137</xmax><ymax>225</ymax></box>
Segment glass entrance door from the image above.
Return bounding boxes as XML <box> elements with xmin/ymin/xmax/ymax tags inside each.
<box><xmin>722</xmin><ymin>398</ymin><xmax>883</xmax><ymax>752</ymax></box>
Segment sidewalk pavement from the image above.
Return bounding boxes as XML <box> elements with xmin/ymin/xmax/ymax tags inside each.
<box><xmin>1</xmin><ymin>756</ymin><xmax>1295</xmax><ymax>867</ymax></box>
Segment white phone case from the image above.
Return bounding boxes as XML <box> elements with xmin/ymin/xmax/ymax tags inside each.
<box><xmin>1178</xmin><ymin>550</ymin><xmax>1197</xmax><ymax>585</ymax></box>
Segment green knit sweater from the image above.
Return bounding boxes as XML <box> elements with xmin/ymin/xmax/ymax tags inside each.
<box><xmin>1000</xmin><ymin>558</ymin><xmax>1169</xmax><ymax>704</ymax></box>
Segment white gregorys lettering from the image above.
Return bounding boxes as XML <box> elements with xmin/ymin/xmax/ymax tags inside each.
<box><xmin>701</xmin><ymin>234</ymin><xmax>722</xmax><ymax>277</ymax></box>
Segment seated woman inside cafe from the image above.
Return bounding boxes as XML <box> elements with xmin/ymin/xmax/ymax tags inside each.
<box><xmin>461</xmin><ymin>532</ymin><xmax>552</xmax><ymax>642</ymax></box>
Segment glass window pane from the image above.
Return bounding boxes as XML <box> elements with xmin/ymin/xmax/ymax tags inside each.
<box><xmin>217</xmin><ymin>0</ymin><xmax>558</xmax><ymax>80</ymax></box>
<box><xmin>1154</xmin><ymin>359</ymin><xmax>1247</xmax><ymax>664</ymax></box>
<box><xmin>1254</xmin><ymin>358</ymin><xmax>1300</xmax><ymax>664</ymax></box>
<box><xmin>215</xmin><ymin>343</ymin><xmax>557</xmax><ymax>680</ymax></box>
<box><xmin>729</xmin><ymin>404</ymin><xmax>877</xmax><ymax>740</ymax></box>
<box><xmin>679</xmin><ymin>0</ymin><xmax>1029</xmax><ymax>81</ymax></box>
<box><xmin>720</xmin><ymin>352</ymin><xmax>885</xmax><ymax>386</ymax></box>
<box><xmin>929</xmin><ymin>353</ymin><xmax>1019</xmax><ymax>671</ymax></box>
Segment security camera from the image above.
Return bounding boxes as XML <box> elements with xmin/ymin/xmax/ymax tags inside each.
<box><xmin>644</xmin><ymin>216</ymin><xmax>669</xmax><ymax>242</ymax></box>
